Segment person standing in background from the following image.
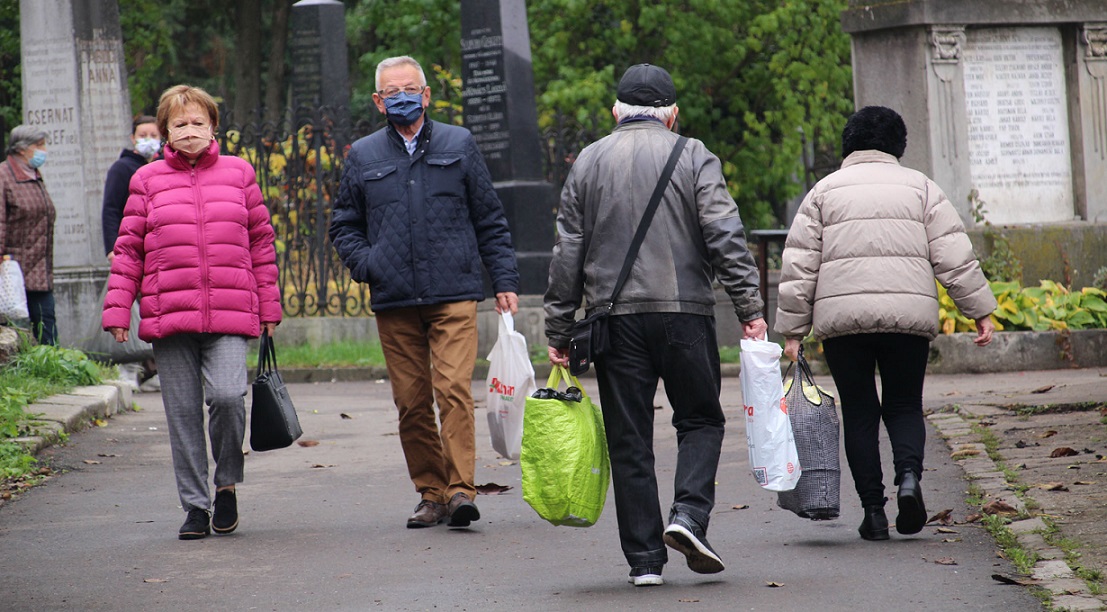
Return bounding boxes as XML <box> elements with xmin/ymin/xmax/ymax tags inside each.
<box><xmin>0</xmin><ymin>125</ymin><xmax>58</xmax><ymax>345</ymax></box>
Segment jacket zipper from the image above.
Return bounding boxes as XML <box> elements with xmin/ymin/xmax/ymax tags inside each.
<box><xmin>192</xmin><ymin>168</ymin><xmax>211</xmax><ymax>331</ymax></box>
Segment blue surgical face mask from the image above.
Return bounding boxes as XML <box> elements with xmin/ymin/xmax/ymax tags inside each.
<box><xmin>29</xmin><ymin>149</ymin><xmax>47</xmax><ymax>169</ymax></box>
<box><xmin>383</xmin><ymin>92</ymin><xmax>425</xmax><ymax>126</ymax></box>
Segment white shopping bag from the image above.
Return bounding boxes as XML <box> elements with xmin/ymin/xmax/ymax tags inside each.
<box><xmin>0</xmin><ymin>259</ymin><xmax>29</xmax><ymax>321</ymax></box>
<box><xmin>739</xmin><ymin>338</ymin><xmax>800</xmax><ymax>491</ymax></box>
<box><xmin>486</xmin><ymin>312</ymin><xmax>536</xmax><ymax>460</ymax></box>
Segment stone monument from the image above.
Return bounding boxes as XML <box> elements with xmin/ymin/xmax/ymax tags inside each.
<box><xmin>460</xmin><ymin>0</ymin><xmax>556</xmax><ymax>295</ymax></box>
<box><xmin>842</xmin><ymin>1</ymin><xmax>1107</xmax><ymax>226</ymax></box>
<box><xmin>289</xmin><ymin>0</ymin><xmax>349</xmax><ymax>116</ymax></box>
<box><xmin>19</xmin><ymin>0</ymin><xmax>132</xmax><ymax>345</ymax></box>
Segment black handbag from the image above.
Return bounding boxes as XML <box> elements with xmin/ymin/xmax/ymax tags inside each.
<box><xmin>568</xmin><ymin>136</ymin><xmax>688</xmax><ymax>376</ymax></box>
<box><xmin>250</xmin><ymin>330</ymin><xmax>303</xmax><ymax>451</ymax></box>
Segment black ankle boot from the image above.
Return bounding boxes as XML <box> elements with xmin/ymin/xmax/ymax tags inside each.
<box><xmin>859</xmin><ymin>503</ymin><xmax>889</xmax><ymax>541</ymax></box>
<box><xmin>896</xmin><ymin>471</ymin><xmax>926</xmax><ymax>535</ymax></box>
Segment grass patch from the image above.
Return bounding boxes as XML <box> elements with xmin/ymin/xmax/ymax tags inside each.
<box><xmin>1</xmin><ymin>342</ymin><xmax>107</xmax><ymax>479</ymax></box>
<box><xmin>719</xmin><ymin>345</ymin><xmax>742</xmax><ymax>364</ymax></box>
<box><xmin>1012</xmin><ymin>401</ymin><xmax>1106</xmax><ymax>417</ymax></box>
<box><xmin>981</xmin><ymin>513</ymin><xmax>1039</xmax><ymax>574</ymax></box>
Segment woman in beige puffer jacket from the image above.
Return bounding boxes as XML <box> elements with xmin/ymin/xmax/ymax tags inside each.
<box><xmin>775</xmin><ymin>106</ymin><xmax>997</xmax><ymax>542</ymax></box>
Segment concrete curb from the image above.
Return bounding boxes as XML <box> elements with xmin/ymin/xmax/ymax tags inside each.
<box><xmin>13</xmin><ymin>382</ymin><xmax>132</xmax><ymax>455</ymax></box>
<box><xmin>927</xmin><ymin>409</ymin><xmax>1107</xmax><ymax>611</ymax></box>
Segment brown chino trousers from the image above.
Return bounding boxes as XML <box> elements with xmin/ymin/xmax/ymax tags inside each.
<box><xmin>376</xmin><ymin>300</ymin><xmax>479</xmax><ymax>504</ymax></box>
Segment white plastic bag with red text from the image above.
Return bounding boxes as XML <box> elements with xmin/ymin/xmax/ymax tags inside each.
<box><xmin>486</xmin><ymin>312</ymin><xmax>536</xmax><ymax>460</ymax></box>
<box><xmin>740</xmin><ymin>338</ymin><xmax>800</xmax><ymax>491</ymax></box>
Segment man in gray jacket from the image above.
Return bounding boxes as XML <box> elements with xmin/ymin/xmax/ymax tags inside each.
<box><xmin>544</xmin><ymin>64</ymin><xmax>767</xmax><ymax>587</ymax></box>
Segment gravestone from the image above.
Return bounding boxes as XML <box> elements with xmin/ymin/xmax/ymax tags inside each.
<box><xmin>19</xmin><ymin>0</ymin><xmax>132</xmax><ymax>345</ymax></box>
<box><xmin>842</xmin><ymin>1</ymin><xmax>1107</xmax><ymax>225</ymax></box>
<box><xmin>289</xmin><ymin>0</ymin><xmax>349</xmax><ymax>115</ymax></box>
<box><xmin>460</xmin><ymin>0</ymin><xmax>556</xmax><ymax>295</ymax></box>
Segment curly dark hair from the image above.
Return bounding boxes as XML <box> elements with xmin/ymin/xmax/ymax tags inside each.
<box><xmin>841</xmin><ymin>106</ymin><xmax>907</xmax><ymax>159</ymax></box>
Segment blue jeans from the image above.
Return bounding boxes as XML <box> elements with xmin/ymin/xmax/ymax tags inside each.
<box><xmin>595</xmin><ymin>313</ymin><xmax>725</xmax><ymax>569</ymax></box>
<box><xmin>25</xmin><ymin>290</ymin><xmax>57</xmax><ymax>346</ymax></box>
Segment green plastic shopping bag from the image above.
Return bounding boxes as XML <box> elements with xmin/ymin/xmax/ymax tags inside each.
<box><xmin>520</xmin><ymin>364</ymin><xmax>610</xmax><ymax>527</ymax></box>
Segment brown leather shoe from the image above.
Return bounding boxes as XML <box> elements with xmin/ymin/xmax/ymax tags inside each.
<box><xmin>447</xmin><ymin>492</ymin><xmax>480</xmax><ymax>527</ymax></box>
<box><xmin>406</xmin><ymin>500</ymin><xmax>447</xmax><ymax>528</ymax></box>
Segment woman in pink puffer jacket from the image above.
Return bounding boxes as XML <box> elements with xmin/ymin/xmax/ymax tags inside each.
<box><xmin>102</xmin><ymin>84</ymin><xmax>281</xmax><ymax>541</ymax></box>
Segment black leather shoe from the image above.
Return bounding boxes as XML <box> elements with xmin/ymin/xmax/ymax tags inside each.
<box><xmin>896</xmin><ymin>471</ymin><xmax>927</xmax><ymax>535</ymax></box>
<box><xmin>858</xmin><ymin>504</ymin><xmax>890</xmax><ymax>541</ymax></box>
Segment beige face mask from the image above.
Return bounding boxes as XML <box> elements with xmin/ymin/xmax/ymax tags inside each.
<box><xmin>170</xmin><ymin>125</ymin><xmax>213</xmax><ymax>157</ymax></box>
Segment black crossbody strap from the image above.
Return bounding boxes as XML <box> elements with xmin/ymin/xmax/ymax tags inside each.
<box><xmin>606</xmin><ymin>135</ymin><xmax>688</xmax><ymax>308</ymax></box>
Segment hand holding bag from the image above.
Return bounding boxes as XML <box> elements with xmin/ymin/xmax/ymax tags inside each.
<box><xmin>250</xmin><ymin>330</ymin><xmax>303</xmax><ymax>452</ymax></box>
<box><xmin>520</xmin><ymin>365</ymin><xmax>610</xmax><ymax>527</ymax></box>
<box><xmin>740</xmin><ymin>338</ymin><xmax>801</xmax><ymax>491</ymax></box>
<box><xmin>486</xmin><ymin>312</ymin><xmax>536</xmax><ymax>460</ymax></box>
<box><xmin>0</xmin><ymin>258</ymin><xmax>29</xmax><ymax>321</ymax></box>
<box><xmin>777</xmin><ymin>347</ymin><xmax>840</xmax><ymax>520</ymax></box>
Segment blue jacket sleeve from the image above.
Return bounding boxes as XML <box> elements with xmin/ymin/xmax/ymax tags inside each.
<box><xmin>328</xmin><ymin>147</ymin><xmax>375</xmax><ymax>283</ymax></box>
<box><xmin>464</xmin><ymin>136</ymin><xmax>519</xmax><ymax>294</ymax></box>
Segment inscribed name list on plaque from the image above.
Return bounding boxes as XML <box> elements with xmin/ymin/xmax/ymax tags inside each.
<box><xmin>963</xmin><ymin>27</ymin><xmax>1073</xmax><ymax>224</ymax></box>
<box><xmin>461</xmin><ymin>27</ymin><xmax>511</xmax><ymax>177</ymax></box>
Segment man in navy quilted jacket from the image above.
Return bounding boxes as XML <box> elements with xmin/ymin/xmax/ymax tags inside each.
<box><xmin>330</xmin><ymin>55</ymin><xmax>520</xmax><ymax>530</ymax></box>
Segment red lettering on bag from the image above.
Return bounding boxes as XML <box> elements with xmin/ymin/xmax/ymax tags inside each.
<box><xmin>787</xmin><ymin>462</ymin><xmax>795</xmax><ymax>474</ymax></box>
<box><xmin>489</xmin><ymin>377</ymin><xmax>515</xmax><ymax>397</ymax></box>
<box><xmin>745</xmin><ymin>405</ymin><xmax>754</xmax><ymax>417</ymax></box>
<box><xmin>780</xmin><ymin>397</ymin><xmax>788</xmax><ymax>415</ymax></box>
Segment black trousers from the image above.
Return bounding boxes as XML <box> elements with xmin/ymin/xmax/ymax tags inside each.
<box><xmin>822</xmin><ymin>333</ymin><xmax>930</xmax><ymax>508</ymax></box>
<box><xmin>595</xmin><ymin>313</ymin><xmax>725</xmax><ymax>569</ymax></box>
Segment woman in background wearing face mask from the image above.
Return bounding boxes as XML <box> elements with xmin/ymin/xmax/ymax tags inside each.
<box><xmin>0</xmin><ymin>125</ymin><xmax>58</xmax><ymax>345</ymax></box>
<box><xmin>103</xmin><ymin>85</ymin><xmax>281</xmax><ymax>540</ymax></box>
<box><xmin>100</xmin><ymin>116</ymin><xmax>162</xmax><ymax>391</ymax></box>
<box><xmin>102</xmin><ymin>115</ymin><xmax>161</xmax><ymax>262</ymax></box>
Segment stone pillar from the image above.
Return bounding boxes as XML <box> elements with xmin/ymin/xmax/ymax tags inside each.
<box><xmin>19</xmin><ymin>0</ymin><xmax>131</xmax><ymax>345</ymax></box>
<box><xmin>1076</xmin><ymin>24</ymin><xmax>1107</xmax><ymax>222</ymax></box>
<box><xmin>460</xmin><ymin>0</ymin><xmax>556</xmax><ymax>295</ymax></box>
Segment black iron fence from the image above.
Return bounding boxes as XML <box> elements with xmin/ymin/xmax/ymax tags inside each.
<box><xmin>218</xmin><ymin>105</ymin><xmax>836</xmax><ymax>317</ymax></box>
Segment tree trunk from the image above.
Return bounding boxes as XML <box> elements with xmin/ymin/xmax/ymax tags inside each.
<box><xmin>263</xmin><ymin>0</ymin><xmax>292</xmax><ymax>124</ymax></box>
<box><xmin>231</xmin><ymin>0</ymin><xmax>263</xmax><ymax>126</ymax></box>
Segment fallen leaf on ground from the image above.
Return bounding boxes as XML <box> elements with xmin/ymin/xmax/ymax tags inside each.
<box><xmin>1031</xmin><ymin>385</ymin><xmax>1054</xmax><ymax>394</ymax></box>
<box><xmin>992</xmin><ymin>574</ymin><xmax>1039</xmax><ymax>586</ymax></box>
<box><xmin>310</xmin><ymin>464</ymin><xmax>335</xmax><ymax>469</ymax></box>
<box><xmin>97</xmin><ymin>453</ymin><xmax>117</xmax><ymax>458</ymax></box>
<box><xmin>339</xmin><ymin>413</ymin><xmax>354</xmax><ymax>420</ymax></box>
<box><xmin>982</xmin><ymin>500</ymin><xmax>1018</xmax><ymax>515</ymax></box>
<box><xmin>765</xmin><ymin>581</ymin><xmax>784</xmax><ymax>587</ymax></box>
<box><xmin>298</xmin><ymin>440</ymin><xmax>320</xmax><ymax>447</ymax></box>
<box><xmin>732</xmin><ymin>504</ymin><xmax>750</xmax><ymax>510</ymax></box>
<box><xmin>1082</xmin><ymin>448</ymin><xmax>1097</xmax><ymax>454</ymax></box>
<box><xmin>936</xmin><ymin>527</ymin><xmax>959</xmax><ymax>534</ymax></box>
<box><xmin>934</xmin><ymin>557</ymin><xmax>958</xmax><ymax>565</ymax></box>
<box><xmin>1037</xmin><ymin>430</ymin><xmax>1058</xmax><ymax>438</ymax></box>
<box><xmin>1050</xmin><ymin>447</ymin><xmax>1079</xmax><ymax>458</ymax></box>
<box><xmin>93</xmin><ymin>418</ymin><xmax>108</xmax><ymax>427</ymax></box>
<box><xmin>1073</xmin><ymin>481</ymin><xmax>1097</xmax><ymax>486</ymax></box>
<box><xmin>1037</xmin><ymin>482</ymin><xmax>1068</xmax><ymax>491</ymax></box>
<box><xmin>942</xmin><ymin>538</ymin><xmax>962</xmax><ymax>543</ymax></box>
<box><xmin>498</xmin><ymin>461</ymin><xmax>516</xmax><ymax>467</ymax></box>
<box><xmin>677</xmin><ymin>598</ymin><xmax>700</xmax><ymax>603</ymax></box>
<box><xmin>950</xmin><ymin>449</ymin><xmax>981</xmax><ymax>459</ymax></box>
<box><xmin>82</xmin><ymin>459</ymin><xmax>101</xmax><ymax>465</ymax></box>
<box><xmin>977</xmin><ymin>420</ymin><xmax>995</xmax><ymax>427</ymax></box>
<box><xmin>926</xmin><ymin>509</ymin><xmax>953</xmax><ymax>525</ymax></box>
<box><xmin>475</xmin><ymin>482</ymin><xmax>512</xmax><ymax>495</ymax></box>
<box><xmin>143</xmin><ymin>578</ymin><xmax>168</xmax><ymax>583</ymax></box>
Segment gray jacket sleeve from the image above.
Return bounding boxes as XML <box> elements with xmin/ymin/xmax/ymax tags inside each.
<box><xmin>543</xmin><ymin>168</ymin><xmax>585</xmax><ymax>349</ymax></box>
<box><xmin>694</xmin><ymin>143</ymin><xmax>764</xmax><ymax>322</ymax></box>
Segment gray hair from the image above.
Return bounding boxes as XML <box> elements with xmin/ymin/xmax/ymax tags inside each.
<box><xmin>374</xmin><ymin>56</ymin><xmax>426</xmax><ymax>92</ymax></box>
<box><xmin>613</xmin><ymin>101</ymin><xmax>677</xmax><ymax>123</ymax></box>
<box><xmin>6</xmin><ymin>125</ymin><xmax>48</xmax><ymax>156</ymax></box>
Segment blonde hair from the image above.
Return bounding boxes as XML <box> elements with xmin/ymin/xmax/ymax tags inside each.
<box><xmin>156</xmin><ymin>85</ymin><xmax>219</xmax><ymax>138</ymax></box>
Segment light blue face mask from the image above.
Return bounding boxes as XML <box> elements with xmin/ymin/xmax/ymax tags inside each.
<box><xmin>383</xmin><ymin>92</ymin><xmax>425</xmax><ymax>126</ymax></box>
<box><xmin>29</xmin><ymin>149</ymin><xmax>47</xmax><ymax>169</ymax></box>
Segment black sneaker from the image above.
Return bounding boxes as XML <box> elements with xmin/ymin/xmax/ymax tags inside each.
<box><xmin>627</xmin><ymin>566</ymin><xmax>664</xmax><ymax>586</ymax></box>
<box><xmin>663</xmin><ymin>513</ymin><xmax>724</xmax><ymax>574</ymax></box>
<box><xmin>179</xmin><ymin>508</ymin><xmax>211</xmax><ymax>540</ymax></box>
<box><xmin>212</xmin><ymin>489</ymin><xmax>239</xmax><ymax>534</ymax></box>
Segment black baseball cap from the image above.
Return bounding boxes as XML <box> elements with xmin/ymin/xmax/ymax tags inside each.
<box><xmin>616</xmin><ymin>63</ymin><xmax>676</xmax><ymax>107</ymax></box>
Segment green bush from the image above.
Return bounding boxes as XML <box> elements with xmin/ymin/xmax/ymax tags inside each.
<box><xmin>939</xmin><ymin>280</ymin><xmax>1107</xmax><ymax>333</ymax></box>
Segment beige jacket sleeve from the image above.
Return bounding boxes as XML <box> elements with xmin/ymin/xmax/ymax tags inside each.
<box><xmin>774</xmin><ymin>188</ymin><xmax>823</xmax><ymax>338</ymax></box>
<box><xmin>923</xmin><ymin>180</ymin><xmax>997</xmax><ymax>320</ymax></box>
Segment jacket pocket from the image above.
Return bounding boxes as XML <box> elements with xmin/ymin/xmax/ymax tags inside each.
<box><xmin>424</xmin><ymin>154</ymin><xmax>464</xmax><ymax>198</ymax></box>
<box><xmin>361</xmin><ymin>164</ymin><xmax>399</xmax><ymax>204</ymax></box>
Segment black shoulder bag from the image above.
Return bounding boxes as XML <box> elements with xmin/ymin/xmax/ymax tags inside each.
<box><xmin>250</xmin><ymin>330</ymin><xmax>303</xmax><ymax>451</ymax></box>
<box><xmin>568</xmin><ymin>136</ymin><xmax>689</xmax><ymax>375</ymax></box>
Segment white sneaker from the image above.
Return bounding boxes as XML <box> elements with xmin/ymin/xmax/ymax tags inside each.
<box><xmin>139</xmin><ymin>374</ymin><xmax>161</xmax><ymax>393</ymax></box>
<box><xmin>117</xmin><ymin>363</ymin><xmax>142</xmax><ymax>392</ymax></box>
<box><xmin>627</xmin><ymin>566</ymin><xmax>663</xmax><ymax>586</ymax></box>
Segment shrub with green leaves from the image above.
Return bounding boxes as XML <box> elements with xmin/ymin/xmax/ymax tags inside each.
<box><xmin>939</xmin><ymin>280</ymin><xmax>1107</xmax><ymax>333</ymax></box>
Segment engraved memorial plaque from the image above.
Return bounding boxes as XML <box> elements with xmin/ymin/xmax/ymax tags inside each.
<box><xmin>963</xmin><ymin>27</ymin><xmax>1073</xmax><ymax>224</ymax></box>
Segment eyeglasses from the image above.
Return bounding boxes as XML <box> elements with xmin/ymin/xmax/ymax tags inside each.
<box><xmin>378</xmin><ymin>85</ymin><xmax>425</xmax><ymax>99</ymax></box>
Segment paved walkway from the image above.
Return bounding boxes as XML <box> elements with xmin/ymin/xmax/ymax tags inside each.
<box><xmin>0</xmin><ymin>368</ymin><xmax>1103</xmax><ymax>611</ymax></box>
